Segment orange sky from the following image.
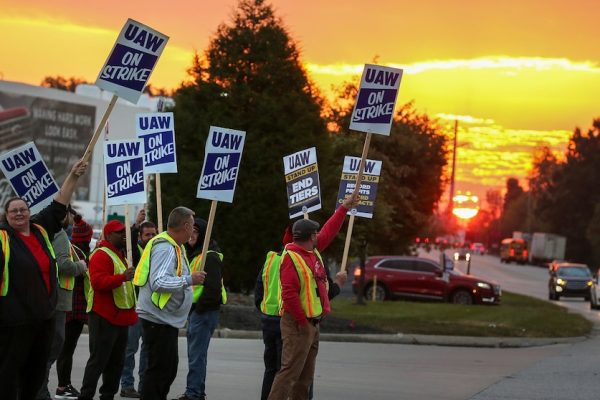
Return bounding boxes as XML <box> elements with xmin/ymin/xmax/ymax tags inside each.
<box><xmin>2</xmin><ymin>0</ymin><xmax>600</xmax><ymax>203</ymax></box>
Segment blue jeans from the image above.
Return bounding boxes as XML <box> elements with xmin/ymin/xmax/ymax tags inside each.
<box><xmin>185</xmin><ymin>310</ymin><xmax>219</xmax><ymax>399</ymax></box>
<box><xmin>120</xmin><ymin>319</ymin><xmax>147</xmax><ymax>391</ymax></box>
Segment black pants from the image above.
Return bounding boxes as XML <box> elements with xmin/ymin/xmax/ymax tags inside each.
<box><xmin>56</xmin><ymin>319</ymin><xmax>85</xmax><ymax>387</ymax></box>
<box><xmin>0</xmin><ymin>318</ymin><xmax>55</xmax><ymax>400</ymax></box>
<box><xmin>261</xmin><ymin>320</ymin><xmax>283</xmax><ymax>400</ymax></box>
<box><xmin>79</xmin><ymin>312</ymin><xmax>128</xmax><ymax>400</ymax></box>
<box><xmin>140</xmin><ymin>319</ymin><xmax>179</xmax><ymax>400</ymax></box>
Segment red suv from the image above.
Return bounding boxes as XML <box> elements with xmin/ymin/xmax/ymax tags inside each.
<box><xmin>352</xmin><ymin>256</ymin><xmax>501</xmax><ymax>305</ymax></box>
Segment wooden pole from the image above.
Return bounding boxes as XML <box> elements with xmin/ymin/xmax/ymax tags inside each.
<box><xmin>82</xmin><ymin>95</ymin><xmax>118</xmax><ymax>164</ymax></box>
<box><xmin>101</xmin><ymin>190</ymin><xmax>107</xmax><ymax>227</ymax></box>
<box><xmin>124</xmin><ymin>205</ymin><xmax>133</xmax><ymax>269</ymax></box>
<box><xmin>339</xmin><ymin>132</ymin><xmax>373</xmax><ymax>273</ymax></box>
<box><xmin>156</xmin><ymin>173</ymin><xmax>163</xmax><ymax>233</ymax></box>
<box><xmin>303</xmin><ymin>211</ymin><xmax>309</xmax><ymax>220</ymax></box>
<box><xmin>198</xmin><ymin>200</ymin><xmax>218</xmax><ymax>272</ymax></box>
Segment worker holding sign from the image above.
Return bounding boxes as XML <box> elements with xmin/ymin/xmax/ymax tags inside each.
<box><xmin>0</xmin><ymin>158</ymin><xmax>87</xmax><ymax>400</ymax></box>
<box><xmin>267</xmin><ymin>193</ymin><xmax>359</xmax><ymax>400</ymax></box>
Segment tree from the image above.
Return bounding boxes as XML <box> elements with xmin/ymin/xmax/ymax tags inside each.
<box><xmin>159</xmin><ymin>0</ymin><xmax>332</xmax><ymax>291</ymax></box>
<box><xmin>40</xmin><ymin>75</ymin><xmax>88</xmax><ymax>92</ymax></box>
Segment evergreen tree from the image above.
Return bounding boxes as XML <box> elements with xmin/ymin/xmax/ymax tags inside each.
<box><xmin>160</xmin><ymin>0</ymin><xmax>333</xmax><ymax>291</ymax></box>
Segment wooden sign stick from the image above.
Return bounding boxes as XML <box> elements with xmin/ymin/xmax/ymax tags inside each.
<box><xmin>82</xmin><ymin>94</ymin><xmax>118</xmax><ymax>164</ymax></box>
<box><xmin>124</xmin><ymin>204</ymin><xmax>133</xmax><ymax>269</ymax></box>
<box><xmin>156</xmin><ymin>173</ymin><xmax>163</xmax><ymax>233</ymax></box>
<box><xmin>198</xmin><ymin>200</ymin><xmax>218</xmax><ymax>272</ymax></box>
<box><xmin>339</xmin><ymin>132</ymin><xmax>372</xmax><ymax>273</ymax></box>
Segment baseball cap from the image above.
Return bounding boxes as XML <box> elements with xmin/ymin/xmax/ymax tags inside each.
<box><xmin>292</xmin><ymin>219</ymin><xmax>320</xmax><ymax>240</ymax></box>
<box><xmin>103</xmin><ymin>220</ymin><xmax>126</xmax><ymax>237</ymax></box>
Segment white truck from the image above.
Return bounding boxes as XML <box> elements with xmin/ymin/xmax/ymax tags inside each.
<box><xmin>529</xmin><ymin>233</ymin><xmax>567</xmax><ymax>265</ymax></box>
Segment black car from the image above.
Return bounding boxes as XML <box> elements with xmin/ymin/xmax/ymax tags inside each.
<box><xmin>548</xmin><ymin>263</ymin><xmax>593</xmax><ymax>301</ymax></box>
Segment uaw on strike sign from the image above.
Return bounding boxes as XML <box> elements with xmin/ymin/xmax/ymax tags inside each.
<box><xmin>96</xmin><ymin>19</ymin><xmax>169</xmax><ymax>104</ymax></box>
<box><xmin>104</xmin><ymin>139</ymin><xmax>146</xmax><ymax>205</ymax></box>
<box><xmin>349</xmin><ymin>64</ymin><xmax>403</xmax><ymax>136</ymax></box>
<box><xmin>0</xmin><ymin>142</ymin><xmax>59</xmax><ymax>214</ymax></box>
<box><xmin>197</xmin><ymin>127</ymin><xmax>246</xmax><ymax>203</ymax></box>
<box><xmin>336</xmin><ymin>156</ymin><xmax>382</xmax><ymax>219</ymax></box>
<box><xmin>283</xmin><ymin>147</ymin><xmax>321</xmax><ymax>219</ymax></box>
<box><xmin>136</xmin><ymin>112</ymin><xmax>177</xmax><ymax>173</ymax></box>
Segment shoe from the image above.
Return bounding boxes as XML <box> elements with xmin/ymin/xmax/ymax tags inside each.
<box><xmin>120</xmin><ymin>388</ymin><xmax>141</xmax><ymax>398</ymax></box>
<box><xmin>172</xmin><ymin>395</ymin><xmax>205</xmax><ymax>400</ymax></box>
<box><xmin>55</xmin><ymin>384</ymin><xmax>80</xmax><ymax>399</ymax></box>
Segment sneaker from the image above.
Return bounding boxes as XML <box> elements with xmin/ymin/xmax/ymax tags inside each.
<box><xmin>172</xmin><ymin>395</ymin><xmax>205</xmax><ymax>400</ymax></box>
<box><xmin>55</xmin><ymin>385</ymin><xmax>80</xmax><ymax>399</ymax></box>
<box><xmin>120</xmin><ymin>388</ymin><xmax>141</xmax><ymax>398</ymax></box>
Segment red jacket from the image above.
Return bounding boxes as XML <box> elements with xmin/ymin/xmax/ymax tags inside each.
<box><xmin>280</xmin><ymin>205</ymin><xmax>348</xmax><ymax>326</ymax></box>
<box><xmin>88</xmin><ymin>240</ymin><xmax>137</xmax><ymax>326</ymax></box>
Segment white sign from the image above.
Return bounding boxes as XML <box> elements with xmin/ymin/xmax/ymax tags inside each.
<box><xmin>349</xmin><ymin>64</ymin><xmax>404</xmax><ymax>136</ymax></box>
<box><xmin>0</xmin><ymin>142</ymin><xmax>59</xmax><ymax>214</ymax></box>
<box><xmin>96</xmin><ymin>19</ymin><xmax>169</xmax><ymax>104</ymax></box>
<box><xmin>104</xmin><ymin>139</ymin><xmax>146</xmax><ymax>205</ymax></box>
<box><xmin>196</xmin><ymin>126</ymin><xmax>246</xmax><ymax>203</ymax></box>
<box><xmin>136</xmin><ymin>112</ymin><xmax>177</xmax><ymax>173</ymax></box>
<box><xmin>283</xmin><ymin>147</ymin><xmax>321</xmax><ymax>218</ymax></box>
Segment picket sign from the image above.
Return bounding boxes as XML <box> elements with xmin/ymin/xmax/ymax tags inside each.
<box><xmin>339</xmin><ymin>64</ymin><xmax>403</xmax><ymax>272</ymax></box>
<box><xmin>283</xmin><ymin>147</ymin><xmax>321</xmax><ymax>220</ymax></box>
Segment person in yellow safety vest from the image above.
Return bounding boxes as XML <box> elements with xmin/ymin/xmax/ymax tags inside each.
<box><xmin>78</xmin><ymin>220</ymin><xmax>138</xmax><ymax>400</ymax></box>
<box><xmin>268</xmin><ymin>193</ymin><xmax>358</xmax><ymax>400</ymax></box>
<box><xmin>120</xmin><ymin>209</ymin><xmax>157</xmax><ymax>399</ymax></box>
<box><xmin>133</xmin><ymin>207</ymin><xmax>206</xmax><ymax>400</ymax></box>
<box><xmin>175</xmin><ymin>218</ymin><xmax>227</xmax><ymax>400</ymax></box>
<box><xmin>0</xmin><ymin>159</ymin><xmax>88</xmax><ymax>400</ymax></box>
<box><xmin>56</xmin><ymin>214</ymin><xmax>94</xmax><ymax>399</ymax></box>
<box><xmin>255</xmin><ymin>219</ymin><xmax>348</xmax><ymax>400</ymax></box>
<box><xmin>37</xmin><ymin>206</ymin><xmax>88</xmax><ymax>400</ymax></box>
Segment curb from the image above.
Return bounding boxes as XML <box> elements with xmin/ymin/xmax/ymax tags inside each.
<box><xmin>210</xmin><ymin>328</ymin><xmax>590</xmax><ymax>348</ymax></box>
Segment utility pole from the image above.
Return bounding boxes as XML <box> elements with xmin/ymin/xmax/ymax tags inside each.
<box><xmin>447</xmin><ymin>120</ymin><xmax>458</xmax><ymax>215</ymax></box>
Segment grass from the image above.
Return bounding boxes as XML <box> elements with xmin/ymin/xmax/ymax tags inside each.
<box><xmin>330</xmin><ymin>292</ymin><xmax>593</xmax><ymax>338</ymax></box>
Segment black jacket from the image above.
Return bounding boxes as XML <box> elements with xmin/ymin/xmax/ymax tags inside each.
<box><xmin>187</xmin><ymin>239</ymin><xmax>224</xmax><ymax>314</ymax></box>
<box><xmin>0</xmin><ymin>200</ymin><xmax>67</xmax><ymax>327</ymax></box>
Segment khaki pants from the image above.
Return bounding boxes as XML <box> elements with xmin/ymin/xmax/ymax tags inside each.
<box><xmin>267</xmin><ymin>312</ymin><xmax>319</xmax><ymax>400</ymax></box>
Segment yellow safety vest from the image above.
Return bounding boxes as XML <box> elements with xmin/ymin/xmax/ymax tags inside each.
<box><xmin>58</xmin><ymin>241</ymin><xmax>81</xmax><ymax>291</ymax></box>
<box><xmin>188</xmin><ymin>251</ymin><xmax>227</xmax><ymax>304</ymax></box>
<box><xmin>0</xmin><ymin>224</ymin><xmax>57</xmax><ymax>296</ymax></box>
<box><xmin>86</xmin><ymin>246</ymin><xmax>136</xmax><ymax>312</ymax></box>
<box><xmin>260</xmin><ymin>251</ymin><xmax>283</xmax><ymax>316</ymax></box>
<box><xmin>283</xmin><ymin>249</ymin><xmax>327</xmax><ymax>318</ymax></box>
<box><xmin>133</xmin><ymin>231</ymin><xmax>185</xmax><ymax>309</ymax></box>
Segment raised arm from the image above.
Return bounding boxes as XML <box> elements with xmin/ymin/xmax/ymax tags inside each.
<box><xmin>54</xmin><ymin>159</ymin><xmax>88</xmax><ymax>206</ymax></box>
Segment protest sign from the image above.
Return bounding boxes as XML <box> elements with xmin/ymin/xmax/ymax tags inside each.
<box><xmin>104</xmin><ymin>139</ymin><xmax>146</xmax><ymax>206</ymax></box>
<box><xmin>0</xmin><ymin>142</ymin><xmax>59</xmax><ymax>214</ymax></box>
<box><xmin>336</xmin><ymin>156</ymin><xmax>382</xmax><ymax>218</ymax></box>
<box><xmin>136</xmin><ymin>112</ymin><xmax>177</xmax><ymax>173</ymax></box>
<box><xmin>283</xmin><ymin>147</ymin><xmax>321</xmax><ymax>218</ymax></box>
<box><xmin>96</xmin><ymin>19</ymin><xmax>169</xmax><ymax>104</ymax></box>
<box><xmin>197</xmin><ymin>126</ymin><xmax>246</xmax><ymax>203</ymax></box>
<box><xmin>349</xmin><ymin>64</ymin><xmax>403</xmax><ymax>136</ymax></box>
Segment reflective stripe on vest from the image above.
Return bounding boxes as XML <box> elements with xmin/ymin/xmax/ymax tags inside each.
<box><xmin>260</xmin><ymin>251</ymin><xmax>282</xmax><ymax>316</ymax></box>
<box><xmin>58</xmin><ymin>242</ymin><xmax>79</xmax><ymax>291</ymax></box>
<box><xmin>86</xmin><ymin>247</ymin><xmax>136</xmax><ymax>312</ymax></box>
<box><xmin>283</xmin><ymin>249</ymin><xmax>325</xmax><ymax>318</ymax></box>
<box><xmin>189</xmin><ymin>251</ymin><xmax>226</xmax><ymax>304</ymax></box>
<box><xmin>0</xmin><ymin>224</ymin><xmax>57</xmax><ymax>297</ymax></box>
<box><xmin>133</xmin><ymin>231</ymin><xmax>185</xmax><ymax>309</ymax></box>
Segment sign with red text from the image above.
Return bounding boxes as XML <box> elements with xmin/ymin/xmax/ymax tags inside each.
<box><xmin>336</xmin><ymin>156</ymin><xmax>382</xmax><ymax>218</ymax></box>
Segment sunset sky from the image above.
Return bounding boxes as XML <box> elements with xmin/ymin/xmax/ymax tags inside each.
<box><xmin>2</xmin><ymin>0</ymin><xmax>599</xmax><ymax>204</ymax></box>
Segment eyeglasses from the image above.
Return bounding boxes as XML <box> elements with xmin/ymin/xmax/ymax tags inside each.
<box><xmin>7</xmin><ymin>208</ymin><xmax>29</xmax><ymax>215</ymax></box>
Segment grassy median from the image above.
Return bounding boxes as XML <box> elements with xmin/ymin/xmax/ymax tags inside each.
<box><xmin>330</xmin><ymin>292</ymin><xmax>592</xmax><ymax>337</ymax></box>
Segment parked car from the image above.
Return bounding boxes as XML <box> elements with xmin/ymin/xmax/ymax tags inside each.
<box><xmin>470</xmin><ymin>242</ymin><xmax>486</xmax><ymax>255</ymax></box>
<box><xmin>352</xmin><ymin>256</ymin><xmax>501</xmax><ymax>305</ymax></box>
<box><xmin>548</xmin><ymin>262</ymin><xmax>592</xmax><ymax>301</ymax></box>
<box><xmin>453</xmin><ymin>248</ymin><xmax>471</xmax><ymax>261</ymax></box>
<box><xmin>500</xmin><ymin>238</ymin><xmax>528</xmax><ymax>264</ymax></box>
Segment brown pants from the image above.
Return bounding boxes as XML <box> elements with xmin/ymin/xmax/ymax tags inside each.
<box><xmin>267</xmin><ymin>312</ymin><xmax>319</xmax><ymax>400</ymax></box>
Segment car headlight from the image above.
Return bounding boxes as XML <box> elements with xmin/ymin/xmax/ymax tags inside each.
<box><xmin>454</xmin><ymin>253</ymin><xmax>459</xmax><ymax>260</ymax></box>
<box><xmin>556</xmin><ymin>278</ymin><xmax>566</xmax><ymax>285</ymax></box>
<box><xmin>466</xmin><ymin>253</ymin><xmax>471</xmax><ymax>261</ymax></box>
<box><xmin>588</xmin><ymin>280</ymin><xmax>593</xmax><ymax>287</ymax></box>
<box><xmin>477</xmin><ymin>282</ymin><xmax>491</xmax><ymax>290</ymax></box>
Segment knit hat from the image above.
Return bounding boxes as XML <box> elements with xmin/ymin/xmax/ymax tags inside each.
<box><xmin>72</xmin><ymin>216</ymin><xmax>93</xmax><ymax>244</ymax></box>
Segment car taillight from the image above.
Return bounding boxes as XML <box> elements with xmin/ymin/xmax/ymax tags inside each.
<box><xmin>523</xmin><ymin>249</ymin><xmax>528</xmax><ymax>257</ymax></box>
<box><xmin>354</xmin><ymin>268</ymin><xmax>362</xmax><ymax>277</ymax></box>
<box><xmin>510</xmin><ymin>249</ymin><xmax>515</xmax><ymax>257</ymax></box>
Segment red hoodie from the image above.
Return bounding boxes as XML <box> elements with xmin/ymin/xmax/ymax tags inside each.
<box><xmin>88</xmin><ymin>240</ymin><xmax>138</xmax><ymax>326</ymax></box>
<box><xmin>280</xmin><ymin>205</ymin><xmax>348</xmax><ymax>326</ymax></box>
